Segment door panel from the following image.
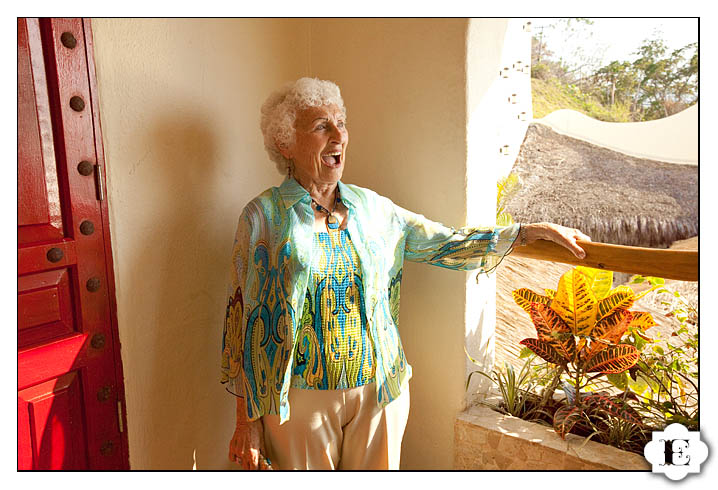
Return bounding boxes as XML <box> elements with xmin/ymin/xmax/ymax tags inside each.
<box><xmin>17</xmin><ymin>17</ymin><xmax>64</xmax><ymax>245</ymax></box>
<box><xmin>18</xmin><ymin>372</ymin><xmax>89</xmax><ymax>470</ymax></box>
<box><xmin>18</xmin><ymin>18</ymin><xmax>129</xmax><ymax>470</ymax></box>
<box><xmin>18</xmin><ymin>268</ymin><xmax>77</xmax><ymax>349</ymax></box>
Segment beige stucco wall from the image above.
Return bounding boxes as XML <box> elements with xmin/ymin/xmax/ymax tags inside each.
<box><xmin>92</xmin><ymin>17</ymin><xmax>513</xmax><ymax>470</ymax></box>
<box><xmin>91</xmin><ymin>18</ymin><xmax>311</xmax><ymax>469</ymax></box>
<box><xmin>308</xmin><ymin>18</ymin><xmax>469</xmax><ymax>470</ymax></box>
<box><xmin>536</xmin><ymin>104</ymin><xmax>698</xmax><ymax>165</ymax></box>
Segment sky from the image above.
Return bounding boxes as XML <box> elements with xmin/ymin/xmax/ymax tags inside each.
<box><xmin>530</xmin><ymin>17</ymin><xmax>698</xmax><ymax>72</ymax></box>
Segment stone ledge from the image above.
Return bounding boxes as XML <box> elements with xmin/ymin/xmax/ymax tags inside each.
<box><xmin>454</xmin><ymin>405</ymin><xmax>651</xmax><ymax>470</ymax></box>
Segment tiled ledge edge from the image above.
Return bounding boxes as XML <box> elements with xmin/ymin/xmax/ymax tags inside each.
<box><xmin>454</xmin><ymin>405</ymin><xmax>651</xmax><ymax>470</ymax></box>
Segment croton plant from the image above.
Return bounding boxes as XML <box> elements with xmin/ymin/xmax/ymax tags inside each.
<box><xmin>513</xmin><ymin>266</ymin><xmax>658</xmax><ymax>438</ymax></box>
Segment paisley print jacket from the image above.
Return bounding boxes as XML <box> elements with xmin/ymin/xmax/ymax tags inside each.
<box><xmin>221</xmin><ymin>177</ymin><xmax>519</xmax><ymax>423</ymax></box>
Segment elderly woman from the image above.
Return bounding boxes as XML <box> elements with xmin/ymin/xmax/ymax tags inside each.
<box><xmin>221</xmin><ymin>77</ymin><xmax>590</xmax><ymax>470</ymax></box>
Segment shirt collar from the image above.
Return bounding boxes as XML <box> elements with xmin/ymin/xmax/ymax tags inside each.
<box><xmin>278</xmin><ymin>177</ymin><xmax>358</xmax><ymax>210</ymax></box>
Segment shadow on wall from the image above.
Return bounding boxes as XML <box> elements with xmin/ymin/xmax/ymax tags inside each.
<box><xmin>128</xmin><ymin>109</ymin><xmax>224</xmax><ymax>469</ymax></box>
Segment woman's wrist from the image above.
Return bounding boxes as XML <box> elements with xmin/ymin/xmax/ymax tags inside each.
<box><xmin>236</xmin><ymin>397</ymin><xmax>250</xmax><ymax>428</ymax></box>
<box><xmin>518</xmin><ymin>222</ymin><xmax>547</xmax><ymax>245</ymax></box>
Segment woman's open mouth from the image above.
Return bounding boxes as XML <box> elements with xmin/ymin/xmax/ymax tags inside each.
<box><xmin>321</xmin><ymin>151</ymin><xmax>342</xmax><ymax>167</ymax></box>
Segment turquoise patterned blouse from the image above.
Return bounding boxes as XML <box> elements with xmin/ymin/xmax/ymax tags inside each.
<box><xmin>221</xmin><ymin>177</ymin><xmax>519</xmax><ymax>423</ymax></box>
<box><xmin>290</xmin><ymin>228</ymin><xmax>375</xmax><ymax>390</ymax></box>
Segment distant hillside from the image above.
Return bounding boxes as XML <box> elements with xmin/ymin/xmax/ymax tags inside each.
<box><xmin>532</xmin><ymin>77</ymin><xmax>632</xmax><ymax>122</ymax></box>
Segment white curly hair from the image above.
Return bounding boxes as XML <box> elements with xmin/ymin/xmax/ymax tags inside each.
<box><xmin>260</xmin><ymin>77</ymin><xmax>346</xmax><ymax>176</ymax></box>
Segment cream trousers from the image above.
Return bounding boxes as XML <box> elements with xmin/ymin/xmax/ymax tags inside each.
<box><xmin>261</xmin><ymin>382</ymin><xmax>410</xmax><ymax>470</ymax></box>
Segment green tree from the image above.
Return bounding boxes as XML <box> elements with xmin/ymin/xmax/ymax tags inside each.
<box><xmin>592</xmin><ymin>60</ymin><xmax>639</xmax><ymax>108</ymax></box>
<box><xmin>531</xmin><ymin>22</ymin><xmax>697</xmax><ymax>122</ymax></box>
<box><xmin>629</xmin><ymin>38</ymin><xmax>697</xmax><ymax>120</ymax></box>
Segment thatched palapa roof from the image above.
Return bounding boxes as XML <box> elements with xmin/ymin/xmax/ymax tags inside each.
<box><xmin>505</xmin><ymin>123</ymin><xmax>698</xmax><ymax>248</ymax></box>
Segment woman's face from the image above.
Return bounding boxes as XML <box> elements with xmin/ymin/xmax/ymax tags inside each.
<box><xmin>281</xmin><ymin>104</ymin><xmax>348</xmax><ymax>187</ymax></box>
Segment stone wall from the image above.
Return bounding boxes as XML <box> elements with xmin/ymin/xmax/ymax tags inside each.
<box><xmin>454</xmin><ymin>406</ymin><xmax>651</xmax><ymax>470</ymax></box>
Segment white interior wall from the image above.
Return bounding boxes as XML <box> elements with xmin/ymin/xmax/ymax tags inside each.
<box><xmin>465</xmin><ymin>19</ymin><xmax>533</xmax><ymax>403</ymax></box>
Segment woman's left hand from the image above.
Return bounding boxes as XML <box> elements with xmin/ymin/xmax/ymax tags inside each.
<box><xmin>520</xmin><ymin>222</ymin><xmax>592</xmax><ymax>259</ymax></box>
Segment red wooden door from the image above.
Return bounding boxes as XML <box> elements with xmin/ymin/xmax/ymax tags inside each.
<box><xmin>18</xmin><ymin>18</ymin><xmax>129</xmax><ymax>470</ymax></box>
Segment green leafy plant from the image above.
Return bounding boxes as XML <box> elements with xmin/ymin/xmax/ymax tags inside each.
<box><xmin>466</xmin><ymin>349</ymin><xmax>547</xmax><ymax>420</ymax></box>
<box><xmin>468</xmin><ymin>267</ymin><xmax>696</xmax><ymax>455</ymax></box>
<box><xmin>604</xmin><ymin>275</ymin><xmax>698</xmax><ymax>430</ymax></box>
<box><xmin>496</xmin><ymin>172</ymin><xmax>519</xmax><ymax>226</ymax></box>
<box><xmin>512</xmin><ymin>266</ymin><xmax>659</xmax><ymax>438</ymax></box>
<box><xmin>581</xmin><ymin>407</ymin><xmax>649</xmax><ymax>453</ymax></box>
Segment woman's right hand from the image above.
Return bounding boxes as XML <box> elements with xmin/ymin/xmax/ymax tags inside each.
<box><xmin>229</xmin><ymin>419</ymin><xmax>266</xmax><ymax>470</ymax></box>
<box><xmin>229</xmin><ymin>396</ymin><xmax>268</xmax><ymax>470</ymax></box>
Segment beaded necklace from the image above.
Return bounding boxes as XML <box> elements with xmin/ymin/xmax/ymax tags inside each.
<box><xmin>311</xmin><ymin>188</ymin><xmax>343</xmax><ymax>231</ymax></box>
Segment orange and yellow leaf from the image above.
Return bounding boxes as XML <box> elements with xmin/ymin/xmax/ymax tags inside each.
<box><xmin>586</xmin><ymin>310</ymin><xmax>633</xmax><ymax>357</ymax></box>
<box><xmin>576</xmin><ymin>266</ymin><xmax>613</xmax><ymax>299</ymax></box>
<box><xmin>629</xmin><ymin>311</ymin><xmax>657</xmax><ymax>332</ymax></box>
<box><xmin>597</xmin><ymin>286</ymin><xmax>635</xmax><ymax>321</ymax></box>
<box><xmin>512</xmin><ymin>288</ymin><xmax>551</xmax><ymax>314</ymax></box>
<box><xmin>551</xmin><ymin>270</ymin><xmax>598</xmax><ymax>336</ymax></box>
<box><xmin>529</xmin><ymin>303</ymin><xmax>576</xmax><ymax>362</ymax></box>
<box><xmin>583</xmin><ymin>345</ymin><xmax>640</xmax><ymax>373</ymax></box>
<box><xmin>519</xmin><ymin>338</ymin><xmax>569</xmax><ymax>366</ymax></box>
<box><xmin>594</xmin><ymin>310</ymin><xmax>634</xmax><ymax>344</ymax></box>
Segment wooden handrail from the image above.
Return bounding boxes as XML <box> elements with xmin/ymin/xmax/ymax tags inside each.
<box><xmin>511</xmin><ymin>240</ymin><xmax>698</xmax><ymax>281</ymax></box>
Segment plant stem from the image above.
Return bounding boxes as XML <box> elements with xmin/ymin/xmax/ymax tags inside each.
<box><xmin>539</xmin><ymin>366</ymin><xmax>564</xmax><ymax>411</ymax></box>
<box><xmin>675</xmin><ymin>370</ymin><xmax>698</xmax><ymax>392</ymax></box>
<box><xmin>575</xmin><ymin>365</ymin><xmax>582</xmax><ymax>407</ymax></box>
